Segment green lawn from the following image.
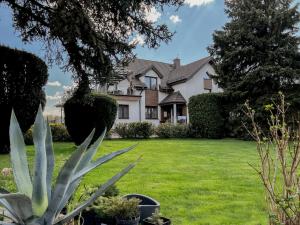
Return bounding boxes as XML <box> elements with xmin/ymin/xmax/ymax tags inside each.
<box><xmin>0</xmin><ymin>139</ymin><xmax>267</xmax><ymax>225</ymax></box>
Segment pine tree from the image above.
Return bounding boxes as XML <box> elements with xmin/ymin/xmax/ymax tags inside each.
<box><xmin>208</xmin><ymin>0</ymin><xmax>300</xmax><ymax>107</ymax></box>
<box><xmin>208</xmin><ymin>0</ymin><xmax>300</xmax><ymax>137</ymax></box>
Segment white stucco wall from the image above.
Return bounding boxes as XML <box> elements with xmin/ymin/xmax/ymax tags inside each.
<box><xmin>172</xmin><ymin>64</ymin><xmax>222</xmax><ymax>103</ymax></box>
<box><xmin>108</xmin><ymin>79</ymin><xmax>130</xmax><ymax>94</ymax></box>
<box><xmin>114</xmin><ymin>99</ymin><xmax>140</xmax><ymax>125</ymax></box>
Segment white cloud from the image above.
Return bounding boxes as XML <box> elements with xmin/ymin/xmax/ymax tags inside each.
<box><xmin>47</xmin><ymin>81</ymin><xmax>62</xmax><ymax>87</ymax></box>
<box><xmin>184</xmin><ymin>0</ymin><xmax>214</xmax><ymax>7</ymax></box>
<box><xmin>130</xmin><ymin>34</ymin><xmax>145</xmax><ymax>46</ymax></box>
<box><xmin>144</xmin><ymin>6</ymin><xmax>161</xmax><ymax>23</ymax></box>
<box><xmin>170</xmin><ymin>15</ymin><xmax>182</xmax><ymax>24</ymax></box>
<box><xmin>63</xmin><ymin>85</ymin><xmax>71</xmax><ymax>91</ymax></box>
<box><xmin>46</xmin><ymin>92</ymin><xmax>62</xmax><ymax>101</ymax></box>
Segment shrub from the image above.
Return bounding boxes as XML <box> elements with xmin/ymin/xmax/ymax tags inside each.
<box><xmin>188</xmin><ymin>93</ymin><xmax>225</xmax><ymax>138</ymax></box>
<box><xmin>0</xmin><ymin>45</ymin><xmax>48</xmax><ymax>153</ymax></box>
<box><xmin>245</xmin><ymin>93</ymin><xmax>300</xmax><ymax>224</ymax></box>
<box><xmin>114</xmin><ymin>122</ymin><xmax>154</xmax><ymax>139</ymax></box>
<box><xmin>64</xmin><ymin>93</ymin><xmax>117</xmax><ymax>145</ymax></box>
<box><xmin>98</xmin><ymin>197</ymin><xmax>140</xmax><ymax>220</ymax></box>
<box><xmin>155</xmin><ymin>123</ymin><xmax>190</xmax><ymax>138</ymax></box>
<box><xmin>24</xmin><ymin>123</ymin><xmax>71</xmax><ymax>145</ymax></box>
<box><xmin>114</xmin><ymin>123</ymin><xmax>129</xmax><ymax>138</ymax></box>
<box><xmin>50</xmin><ymin>123</ymin><xmax>72</xmax><ymax>142</ymax></box>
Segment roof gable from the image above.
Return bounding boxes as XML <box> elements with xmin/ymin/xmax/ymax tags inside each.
<box><xmin>123</xmin><ymin>56</ymin><xmax>212</xmax><ymax>90</ymax></box>
<box><xmin>167</xmin><ymin>56</ymin><xmax>212</xmax><ymax>85</ymax></box>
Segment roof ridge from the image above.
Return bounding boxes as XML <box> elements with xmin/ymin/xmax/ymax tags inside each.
<box><xmin>135</xmin><ymin>58</ymin><xmax>173</xmax><ymax>66</ymax></box>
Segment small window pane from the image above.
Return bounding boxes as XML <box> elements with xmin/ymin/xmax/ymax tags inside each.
<box><xmin>145</xmin><ymin>107</ymin><xmax>158</xmax><ymax>119</ymax></box>
<box><xmin>145</xmin><ymin>77</ymin><xmax>151</xmax><ymax>89</ymax></box>
<box><xmin>150</xmin><ymin>77</ymin><xmax>157</xmax><ymax>90</ymax></box>
<box><xmin>119</xmin><ymin>105</ymin><xmax>129</xmax><ymax>119</ymax></box>
<box><xmin>145</xmin><ymin>76</ymin><xmax>157</xmax><ymax>90</ymax></box>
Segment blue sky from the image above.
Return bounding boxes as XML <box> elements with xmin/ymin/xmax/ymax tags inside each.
<box><xmin>0</xmin><ymin>0</ymin><xmax>228</xmax><ymax>115</ymax></box>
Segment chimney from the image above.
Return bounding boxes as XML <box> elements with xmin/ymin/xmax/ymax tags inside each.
<box><xmin>173</xmin><ymin>58</ymin><xmax>180</xmax><ymax>69</ymax></box>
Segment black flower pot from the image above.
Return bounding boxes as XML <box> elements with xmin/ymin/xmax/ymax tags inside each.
<box><xmin>116</xmin><ymin>216</ymin><xmax>140</xmax><ymax>225</ymax></box>
<box><xmin>143</xmin><ymin>217</ymin><xmax>171</xmax><ymax>225</ymax></box>
<box><xmin>123</xmin><ymin>194</ymin><xmax>160</xmax><ymax>221</ymax></box>
<box><xmin>81</xmin><ymin>210</ymin><xmax>115</xmax><ymax>225</ymax></box>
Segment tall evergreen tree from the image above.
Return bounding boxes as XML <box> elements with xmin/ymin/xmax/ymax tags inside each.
<box><xmin>208</xmin><ymin>0</ymin><xmax>300</xmax><ymax>107</ymax></box>
<box><xmin>208</xmin><ymin>0</ymin><xmax>300</xmax><ymax>137</ymax></box>
<box><xmin>0</xmin><ymin>0</ymin><xmax>183</xmax><ymax>90</ymax></box>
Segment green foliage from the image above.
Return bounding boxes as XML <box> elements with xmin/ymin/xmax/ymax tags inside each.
<box><xmin>0</xmin><ymin>45</ymin><xmax>48</xmax><ymax>154</ymax></box>
<box><xmin>114</xmin><ymin>122</ymin><xmax>154</xmax><ymax>139</ymax></box>
<box><xmin>144</xmin><ymin>209</ymin><xmax>164</xmax><ymax>225</ymax></box>
<box><xmin>155</xmin><ymin>123</ymin><xmax>190</xmax><ymax>138</ymax></box>
<box><xmin>0</xmin><ymin>106</ymin><xmax>137</xmax><ymax>225</ymax></box>
<box><xmin>189</xmin><ymin>93</ymin><xmax>225</xmax><ymax>138</ymax></box>
<box><xmin>208</xmin><ymin>0</ymin><xmax>300</xmax><ymax>137</ymax></box>
<box><xmin>64</xmin><ymin>93</ymin><xmax>117</xmax><ymax>145</ymax></box>
<box><xmin>24</xmin><ymin>123</ymin><xmax>71</xmax><ymax>145</ymax></box>
<box><xmin>97</xmin><ymin>197</ymin><xmax>140</xmax><ymax>220</ymax></box>
<box><xmin>1</xmin><ymin>0</ymin><xmax>182</xmax><ymax>87</ymax></box>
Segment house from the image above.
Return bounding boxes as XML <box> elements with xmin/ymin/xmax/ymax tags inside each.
<box><xmin>105</xmin><ymin>56</ymin><xmax>222</xmax><ymax>125</ymax></box>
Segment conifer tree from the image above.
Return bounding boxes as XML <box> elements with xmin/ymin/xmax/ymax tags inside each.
<box><xmin>208</xmin><ymin>0</ymin><xmax>300</xmax><ymax>136</ymax></box>
<box><xmin>209</xmin><ymin>0</ymin><xmax>300</xmax><ymax>105</ymax></box>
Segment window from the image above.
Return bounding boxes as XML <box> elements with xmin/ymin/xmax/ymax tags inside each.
<box><xmin>145</xmin><ymin>76</ymin><xmax>157</xmax><ymax>90</ymax></box>
<box><xmin>145</xmin><ymin>107</ymin><xmax>158</xmax><ymax>119</ymax></box>
<box><xmin>119</xmin><ymin>105</ymin><xmax>129</xmax><ymax>119</ymax></box>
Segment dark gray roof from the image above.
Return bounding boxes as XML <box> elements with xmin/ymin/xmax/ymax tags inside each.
<box><xmin>124</xmin><ymin>56</ymin><xmax>212</xmax><ymax>90</ymax></box>
<box><xmin>167</xmin><ymin>56</ymin><xmax>212</xmax><ymax>84</ymax></box>
<box><xmin>159</xmin><ymin>91</ymin><xmax>187</xmax><ymax>105</ymax></box>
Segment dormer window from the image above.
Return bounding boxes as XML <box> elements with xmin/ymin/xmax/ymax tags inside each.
<box><xmin>145</xmin><ymin>76</ymin><xmax>157</xmax><ymax>90</ymax></box>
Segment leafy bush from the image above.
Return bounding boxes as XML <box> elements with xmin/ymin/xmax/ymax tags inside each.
<box><xmin>155</xmin><ymin>123</ymin><xmax>190</xmax><ymax>138</ymax></box>
<box><xmin>188</xmin><ymin>93</ymin><xmax>226</xmax><ymax>138</ymax></box>
<box><xmin>24</xmin><ymin>123</ymin><xmax>71</xmax><ymax>145</ymax></box>
<box><xmin>50</xmin><ymin>123</ymin><xmax>72</xmax><ymax>142</ymax></box>
<box><xmin>64</xmin><ymin>93</ymin><xmax>117</xmax><ymax>145</ymax></box>
<box><xmin>114</xmin><ymin>122</ymin><xmax>154</xmax><ymax>139</ymax></box>
<box><xmin>0</xmin><ymin>45</ymin><xmax>48</xmax><ymax>153</ymax></box>
<box><xmin>98</xmin><ymin>197</ymin><xmax>140</xmax><ymax>220</ymax></box>
<box><xmin>245</xmin><ymin>93</ymin><xmax>300</xmax><ymax>224</ymax></box>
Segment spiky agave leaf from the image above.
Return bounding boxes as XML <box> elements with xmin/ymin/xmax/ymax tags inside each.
<box><xmin>32</xmin><ymin>106</ymin><xmax>48</xmax><ymax>216</ymax></box>
<box><xmin>45</xmin><ymin>123</ymin><xmax>55</xmax><ymax>202</ymax></box>
<box><xmin>71</xmin><ymin>144</ymin><xmax>137</xmax><ymax>182</ymax></box>
<box><xmin>9</xmin><ymin>110</ymin><xmax>32</xmax><ymax>198</ymax></box>
<box><xmin>0</xmin><ymin>193</ymin><xmax>33</xmax><ymax>223</ymax></box>
<box><xmin>43</xmin><ymin>129</ymin><xmax>95</xmax><ymax>224</ymax></box>
<box><xmin>54</xmin><ymin>158</ymin><xmax>140</xmax><ymax>225</ymax></box>
<box><xmin>1</xmin><ymin>107</ymin><xmax>139</xmax><ymax>225</ymax></box>
<box><xmin>55</xmin><ymin>128</ymin><xmax>107</xmax><ymax>215</ymax></box>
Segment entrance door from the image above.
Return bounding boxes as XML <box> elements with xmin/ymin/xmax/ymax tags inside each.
<box><xmin>160</xmin><ymin>105</ymin><xmax>172</xmax><ymax>123</ymax></box>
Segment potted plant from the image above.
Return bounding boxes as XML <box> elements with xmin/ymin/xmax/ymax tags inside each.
<box><xmin>123</xmin><ymin>194</ymin><xmax>160</xmax><ymax>221</ymax></box>
<box><xmin>143</xmin><ymin>209</ymin><xmax>171</xmax><ymax>225</ymax></box>
<box><xmin>100</xmin><ymin>197</ymin><xmax>141</xmax><ymax>225</ymax></box>
<box><xmin>81</xmin><ymin>184</ymin><xmax>120</xmax><ymax>225</ymax></box>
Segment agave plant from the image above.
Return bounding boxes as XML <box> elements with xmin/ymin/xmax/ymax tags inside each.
<box><xmin>0</xmin><ymin>106</ymin><xmax>137</xmax><ymax>225</ymax></box>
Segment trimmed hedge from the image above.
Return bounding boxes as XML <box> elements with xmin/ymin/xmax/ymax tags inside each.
<box><xmin>24</xmin><ymin>123</ymin><xmax>71</xmax><ymax>145</ymax></box>
<box><xmin>114</xmin><ymin>122</ymin><xmax>154</xmax><ymax>139</ymax></box>
<box><xmin>64</xmin><ymin>93</ymin><xmax>117</xmax><ymax>145</ymax></box>
<box><xmin>0</xmin><ymin>45</ymin><xmax>48</xmax><ymax>153</ymax></box>
<box><xmin>188</xmin><ymin>93</ymin><xmax>226</xmax><ymax>138</ymax></box>
<box><xmin>155</xmin><ymin>123</ymin><xmax>190</xmax><ymax>138</ymax></box>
